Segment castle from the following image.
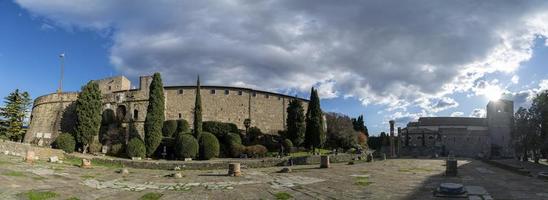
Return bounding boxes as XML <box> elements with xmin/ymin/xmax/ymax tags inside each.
<box><xmin>399</xmin><ymin>100</ymin><xmax>514</xmax><ymax>157</ymax></box>
<box><xmin>24</xmin><ymin>75</ymin><xmax>308</xmax><ymax>146</ymax></box>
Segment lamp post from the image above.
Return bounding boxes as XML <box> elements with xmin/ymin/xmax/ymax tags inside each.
<box><xmin>58</xmin><ymin>53</ymin><xmax>65</xmax><ymax>94</ymax></box>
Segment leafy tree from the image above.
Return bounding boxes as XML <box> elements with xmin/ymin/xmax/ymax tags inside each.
<box><xmin>144</xmin><ymin>73</ymin><xmax>165</xmax><ymax>157</ymax></box>
<box><xmin>162</xmin><ymin>120</ymin><xmax>178</xmax><ymax>137</ymax></box>
<box><xmin>74</xmin><ymin>81</ymin><xmax>102</xmax><ymax>153</ymax></box>
<box><xmin>0</xmin><ymin>89</ymin><xmax>31</xmax><ymax>142</ymax></box>
<box><xmin>175</xmin><ymin>119</ymin><xmax>190</xmax><ymax>135</ymax></box>
<box><xmin>530</xmin><ymin>90</ymin><xmax>548</xmax><ymax>161</ymax></box>
<box><xmin>286</xmin><ymin>99</ymin><xmax>306</xmax><ymax>146</ymax></box>
<box><xmin>514</xmin><ymin>107</ymin><xmax>535</xmax><ymax>161</ymax></box>
<box><xmin>53</xmin><ymin>133</ymin><xmax>75</xmax><ymax>153</ymax></box>
<box><xmin>304</xmin><ymin>87</ymin><xmax>326</xmax><ymax>152</ymax></box>
<box><xmin>352</xmin><ymin>115</ymin><xmax>369</xmax><ymax>137</ymax></box>
<box><xmin>193</xmin><ymin>76</ymin><xmax>203</xmax><ymax>139</ymax></box>
<box><xmin>324</xmin><ymin>112</ymin><xmax>358</xmax><ymax>149</ymax></box>
<box><xmin>199</xmin><ymin>132</ymin><xmax>219</xmax><ymax>160</ymax></box>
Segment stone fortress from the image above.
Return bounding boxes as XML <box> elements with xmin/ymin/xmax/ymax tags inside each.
<box><xmin>24</xmin><ymin>75</ymin><xmax>309</xmax><ymax>145</ymax></box>
<box><xmin>399</xmin><ymin>99</ymin><xmax>514</xmax><ymax>158</ymax></box>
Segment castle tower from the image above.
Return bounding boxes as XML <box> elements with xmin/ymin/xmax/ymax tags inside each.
<box><xmin>389</xmin><ymin>120</ymin><xmax>395</xmax><ymax>157</ymax></box>
<box><xmin>486</xmin><ymin>100</ymin><xmax>514</xmax><ymax>157</ymax></box>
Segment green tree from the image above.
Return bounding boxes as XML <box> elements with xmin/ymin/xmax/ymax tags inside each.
<box><xmin>0</xmin><ymin>89</ymin><xmax>31</xmax><ymax>142</ymax></box>
<box><xmin>144</xmin><ymin>73</ymin><xmax>165</xmax><ymax>157</ymax></box>
<box><xmin>304</xmin><ymin>87</ymin><xmax>326</xmax><ymax>152</ymax></box>
<box><xmin>193</xmin><ymin>76</ymin><xmax>203</xmax><ymax>139</ymax></box>
<box><xmin>74</xmin><ymin>81</ymin><xmax>102</xmax><ymax>153</ymax></box>
<box><xmin>514</xmin><ymin>107</ymin><xmax>534</xmax><ymax>161</ymax></box>
<box><xmin>286</xmin><ymin>98</ymin><xmax>306</xmax><ymax>146</ymax></box>
<box><xmin>530</xmin><ymin>90</ymin><xmax>548</xmax><ymax>161</ymax></box>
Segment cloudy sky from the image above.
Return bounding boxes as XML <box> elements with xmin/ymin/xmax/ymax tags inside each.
<box><xmin>1</xmin><ymin>0</ymin><xmax>548</xmax><ymax>135</ymax></box>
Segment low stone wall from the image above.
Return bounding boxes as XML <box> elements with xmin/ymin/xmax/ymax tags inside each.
<box><xmin>0</xmin><ymin>140</ymin><xmax>65</xmax><ymax>160</ymax></box>
<box><xmin>66</xmin><ymin>153</ymin><xmax>357</xmax><ymax>170</ymax></box>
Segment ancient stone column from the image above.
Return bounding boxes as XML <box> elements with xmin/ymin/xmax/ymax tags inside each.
<box><xmin>320</xmin><ymin>155</ymin><xmax>330</xmax><ymax>168</ymax></box>
<box><xmin>228</xmin><ymin>163</ymin><xmax>241</xmax><ymax>176</ymax></box>
<box><xmin>389</xmin><ymin>120</ymin><xmax>395</xmax><ymax>158</ymax></box>
<box><xmin>445</xmin><ymin>157</ymin><xmax>457</xmax><ymax>176</ymax></box>
<box><xmin>397</xmin><ymin>127</ymin><xmax>401</xmax><ymax>157</ymax></box>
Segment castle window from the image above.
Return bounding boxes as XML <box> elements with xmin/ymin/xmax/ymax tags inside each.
<box><xmin>133</xmin><ymin>109</ymin><xmax>138</xmax><ymax>120</ymax></box>
<box><xmin>265</xmin><ymin>94</ymin><xmax>270</xmax><ymax>99</ymax></box>
<box><xmin>225</xmin><ymin>90</ymin><xmax>229</xmax><ymax>95</ymax></box>
<box><xmin>108</xmin><ymin>86</ymin><xmax>112</xmax><ymax>90</ymax></box>
<box><xmin>238</xmin><ymin>90</ymin><xmax>243</xmax><ymax>96</ymax></box>
<box><xmin>178</xmin><ymin>89</ymin><xmax>183</xmax><ymax>94</ymax></box>
<box><xmin>252</xmin><ymin>92</ymin><xmax>257</xmax><ymax>97</ymax></box>
<box><xmin>178</xmin><ymin>113</ymin><xmax>182</xmax><ymax>119</ymax></box>
<box><xmin>278</xmin><ymin>96</ymin><xmax>281</xmax><ymax>100</ymax></box>
<box><xmin>210</xmin><ymin>89</ymin><xmax>216</xmax><ymax>94</ymax></box>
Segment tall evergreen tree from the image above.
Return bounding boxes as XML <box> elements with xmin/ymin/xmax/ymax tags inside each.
<box><xmin>286</xmin><ymin>98</ymin><xmax>306</xmax><ymax>146</ymax></box>
<box><xmin>0</xmin><ymin>89</ymin><xmax>32</xmax><ymax>142</ymax></box>
<box><xmin>304</xmin><ymin>87</ymin><xmax>326</xmax><ymax>151</ymax></box>
<box><xmin>74</xmin><ymin>81</ymin><xmax>102</xmax><ymax>153</ymax></box>
<box><xmin>193</xmin><ymin>76</ymin><xmax>203</xmax><ymax>139</ymax></box>
<box><xmin>144</xmin><ymin>73</ymin><xmax>165</xmax><ymax>157</ymax></box>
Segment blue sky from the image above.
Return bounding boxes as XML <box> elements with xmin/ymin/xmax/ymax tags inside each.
<box><xmin>2</xmin><ymin>1</ymin><xmax>548</xmax><ymax>135</ymax></box>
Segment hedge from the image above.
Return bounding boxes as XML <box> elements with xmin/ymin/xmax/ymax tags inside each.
<box><xmin>283</xmin><ymin>139</ymin><xmax>293</xmax><ymax>151</ymax></box>
<box><xmin>199</xmin><ymin>132</ymin><xmax>220</xmax><ymax>160</ymax></box>
<box><xmin>225</xmin><ymin>132</ymin><xmax>242</xmax><ymax>145</ymax></box>
<box><xmin>127</xmin><ymin>138</ymin><xmax>146</xmax><ymax>158</ymax></box>
<box><xmin>107</xmin><ymin>143</ymin><xmax>124</xmax><ymax>156</ymax></box>
<box><xmin>245</xmin><ymin>144</ymin><xmax>268</xmax><ymax>158</ymax></box>
<box><xmin>229</xmin><ymin>143</ymin><xmax>246</xmax><ymax>158</ymax></box>
<box><xmin>176</xmin><ymin>134</ymin><xmax>199</xmax><ymax>159</ymax></box>
<box><xmin>53</xmin><ymin>133</ymin><xmax>76</xmax><ymax>153</ymax></box>
<box><xmin>203</xmin><ymin>121</ymin><xmax>239</xmax><ymax>139</ymax></box>
<box><xmin>162</xmin><ymin>120</ymin><xmax>178</xmax><ymax>137</ymax></box>
<box><xmin>176</xmin><ymin>119</ymin><xmax>190</xmax><ymax>134</ymax></box>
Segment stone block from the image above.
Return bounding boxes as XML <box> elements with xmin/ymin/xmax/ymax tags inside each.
<box><xmin>228</xmin><ymin>163</ymin><xmax>241</xmax><ymax>176</ymax></box>
<box><xmin>81</xmin><ymin>159</ymin><xmax>92</xmax><ymax>168</ymax></box>
<box><xmin>320</xmin><ymin>155</ymin><xmax>330</xmax><ymax>168</ymax></box>
<box><xmin>49</xmin><ymin>156</ymin><xmax>59</xmax><ymax>163</ymax></box>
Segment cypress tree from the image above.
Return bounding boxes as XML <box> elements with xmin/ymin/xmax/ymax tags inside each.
<box><xmin>193</xmin><ymin>76</ymin><xmax>203</xmax><ymax>139</ymax></box>
<box><xmin>286</xmin><ymin>98</ymin><xmax>305</xmax><ymax>146</ymax></box>
<box><xmin>74</xmin><ymin>81</ymin><xmax>102</xmax><ymax>153</ymax></box>
<box><xmin>144</xmin><ymin>73</ymin><xmax>165</xmax><ymax>157</ymax></box>
<box><xmin>352</xmin><ymin>115</ymin><xmax>369</xmax><ymax>137</ymax></box>
<box><xmin>0</xmin><ymin>89</ymin><xmax>32</xmax><ymax>142</ymax></box>
<box><xmin>304</xmin><ymin>87</ymin><xmax>326</xmax><ymax>152</ymax></box>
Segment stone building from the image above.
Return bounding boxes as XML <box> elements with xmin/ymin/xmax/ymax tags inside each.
<box><xmin>24</xmin><ymin>75</ymin><xmax>308</xmax><ymax>146</ymax></box>
<box><xmin>399</xmin><ymin>100</ymin><xmax>514</xmax><ymax>158</ymax></box>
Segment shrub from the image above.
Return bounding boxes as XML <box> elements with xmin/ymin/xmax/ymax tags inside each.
<box><xmin>199</xmin><ymin>132</ymin><xmax>220</xmax><ymax>160</ymax></box>
<box><xmin>53</xmin><ymin>133</ymin><xmax>76</xmax><ymax>153</ymax></box>
<box><xmin>245</xmin><ymin>144</ymin><xmax>268</xmax><ymax>158</ymax></box>
<box><xmin>203</xmin><ymin>121</ymin><xmax>239</xmax><ymax>139</ymax></box>
<box><xmin>89</xmin><ymin>139</ymin><xmax>102</xmax><ymax>154</ymax></box>
<box><xmin>282</xmin><ymin>139</ymin><xmax>293</xmax><ymax>152</ymax></box>
<box><xmin>162</xmin><ymin>120</ymin><xmax>178</xmax><ymax>137</ymax></box>
<box><xmin>108</xmin><ymin>143</ymin><xmax>124</xmax><ymax>156</ymax></box>
<box><xmin>225</xmin><ymin>132</ymin><xmax>242</xmax><ymax>145</ymax></box>
<box><xmin>127</xmin><ymin>138</ymin><xmax>146</xmax><ymax>158</ymax></box>
<box><xmin>229</xmin><ymin>143</ymin><xmax>246</xmax><ymax>158</ymax></box>
<box><xmin>176</xmin><ymin>134</ymin><xmax>199</xmax><ymax>159</ymax></box>
<box><xmin>176</xmin><ymin>119</ymin><xmax>190</xmax><ymax>134</ymax></box>
<box><xmin>247</xmin><ymin>126</ymin><xmax>263</xmax><ymax>143</ymax></box>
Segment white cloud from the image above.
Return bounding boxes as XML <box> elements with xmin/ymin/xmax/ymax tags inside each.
<box><xmin>450</xmin><ymin>112</ymin><xmax>464</xmax><ymax>117</ymax></box>
<box><xmin>470</xmin><ymin>108</ymin><xmax>486</xmax><ymax>118</ymax></box>
<box><xmin>14</xmin><ymin>0</ymin><xmax>548</xmax><ymax>111</ymax></box>
<box><xmin>511</xmin><ymin>75</ymin><xmax>519</xmax><ymax>84</ymax></box>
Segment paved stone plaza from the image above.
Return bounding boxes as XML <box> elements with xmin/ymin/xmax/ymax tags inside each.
<box><xmin>1</xmin><ymin>154</ymin><xmax>547</xmax><ymax>200</ymax></box>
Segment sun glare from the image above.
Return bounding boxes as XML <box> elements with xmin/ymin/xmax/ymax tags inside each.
<box><xmin>483</xmin><ymin>85</ymin><xmax>502</xmax><ymax>101</ymax></box>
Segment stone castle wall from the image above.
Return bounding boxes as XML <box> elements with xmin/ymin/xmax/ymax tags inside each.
<box><xmin>25</xmin><ymin>76</ymin><xmax>308</xmax><ymax>144</ymax></box>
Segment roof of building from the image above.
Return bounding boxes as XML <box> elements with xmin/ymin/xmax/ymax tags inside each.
<box><xmin>416</xmin><ymin>117</ymin><xmax>487</xmax><ymax>127</ymax></box>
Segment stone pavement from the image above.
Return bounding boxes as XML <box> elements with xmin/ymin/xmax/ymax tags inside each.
<box><xmin>1</xmin><ymin>154</ymin><xmax>548</xmax><ymax>199</ymax></box>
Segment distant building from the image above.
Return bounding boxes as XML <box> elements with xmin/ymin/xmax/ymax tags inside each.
<box><xmin>24</xmin><ymin>75</ymin><xmax>308</xmax><ymax>146</ymax></box>
<box><xmin>400</xmin><ymin>100</ymin><xmax>513</xmax><ymax>158</ymax></box>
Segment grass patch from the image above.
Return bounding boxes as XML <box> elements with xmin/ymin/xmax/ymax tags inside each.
<box><xmin>66</xmin><ymin>197</ymin><xmax>80</xmax><ymax>200</ymax></box>
<box><xmin>274</xmin><ymin>192</ymin><xmax>293</xmax><ymax>200</ymax></box>
<box><xmin>398</xmin><ymin>167</ymin><xmax>433</xmax><ymax>173</ymax></box>
<box><xmin>4</xmin><ymin>171</ymin><xmax>26</xmax><ymax>177</ymax></box>
<box><xmin>139</xmin><ymin>192</ymin><xmax>163</xmax><ymax>200</ymax></box>
<box><xmin>290</xmin><ymin>148</ymin><xmax>331</xmax><ymax>157</ymax></box>
<box><xmin>80</xmin><ymin>174</ymin><xmax>95</xmax><ymax>179</ymax></box>
<box><xmin>18</xmin><ymin>190</ymin><xmax>58</xmax><ymax>200</ymax></box>
<box><xmin>63</xmin><ymin>157</ymin><xmax>123</xmax><ymax>169</ymax></box>
<box><xmin>354</xmin><ymin>177</ymin><xmax>373</xmax><ymax>186</ymax></box>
